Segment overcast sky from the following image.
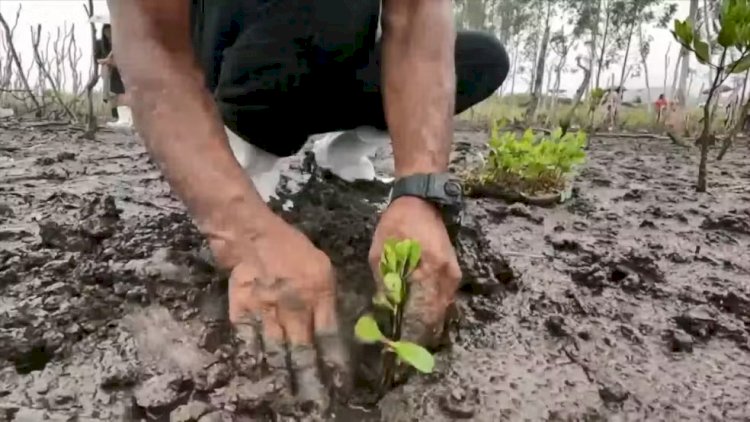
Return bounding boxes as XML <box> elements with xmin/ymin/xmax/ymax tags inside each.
<box><xmin>2</xmin><ymin>0</ymin><xmax>695</xmax><ymax>95</ymax></box>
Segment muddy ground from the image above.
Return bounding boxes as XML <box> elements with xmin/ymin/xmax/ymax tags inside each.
<box><xmin>1</xmin><ymin>121</ymin><xmax>749</xmax><ymax>421</ymax></box>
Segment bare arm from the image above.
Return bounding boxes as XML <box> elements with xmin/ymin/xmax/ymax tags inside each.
<box><xmin>106</xmin><ymin>0</ymin><xmax>276</xmax><ymax>268</ymax></box>
<box><xmin>97</xmin><ymin>51</ymin><xmax>114</xmax><ymax>65</ymax></box>
<box><xmin>381</xmin><ymin>0</ymin><xmax>456</xmax><ymax>177</ymax></box>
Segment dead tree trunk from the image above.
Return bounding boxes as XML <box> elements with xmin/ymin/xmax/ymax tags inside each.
<box><xmin>618</xmin><ymin>24</ymin><xmax>635</xmax><ymax>88</ymax></box>
<box><xmin>509</xmin><ymin>35</ymin><xmax>520</xmax><ymax>96</ymax></box>
<box><xmin>561</xmin><ymin>56</ymin><xmax>592</xmax><ymax>131</ymax></box>
<box><xmin>638</xmin><ymin>24</ymin><xmax>653</xmax><ymax>111</ymax></box>
<box><xmin>525</xmin><ymin>1</ymin><xmax>552</xmax><ymax>123</ymax></box>
<box><xmin>548</xmin><ymin>53</ymin><xmax>568</xmax><ymax>125</ymax></box>
<box><xmin>594</xmin><ymin>2</ymin><xmax>611</xmax><ymax>89</ymax></box>
<box><xmin>0</xmin><ymin>7</ymin><xmax>42</xmax><ymax>115</ymax></box>
<box><xmin>670</xmin><ymin>54</ymin><xmax>682</xmax><ymax>100</ymax></box>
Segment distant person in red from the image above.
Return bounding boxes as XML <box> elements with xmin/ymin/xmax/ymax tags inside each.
<box><xmin>655</xmin><ymin>94</ymin><xmax>668</xmax><ymax>123</ymax></box>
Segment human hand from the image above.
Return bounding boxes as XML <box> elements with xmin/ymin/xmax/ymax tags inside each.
<box><xmin>227</xmin><ymin>215</ymin><xmax>349</xmax><ymax>409</ymax></box>
<box><xmin>97</xmin><ymin>52</ymin><xmax>114</xmax><ymax>66</ymax></box>
<box><xmin>369</xmin><ymin>196</ymin><xmax>461</xmax><ymax>348</ymax></box>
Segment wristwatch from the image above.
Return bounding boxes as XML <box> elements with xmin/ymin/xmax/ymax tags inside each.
<box><xmin>387</xmin><ymin>173</ymin><xmax>464</xmax><ymax>243</ymax></box>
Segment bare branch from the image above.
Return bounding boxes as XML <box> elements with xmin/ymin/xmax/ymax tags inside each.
<box><xmin>30</xmin><ymin>24</ymin><xmax>77</xmax><ymax>122</ymax></box>
<box><xmin>0</xmin><ymin>6</ymin><xmax>42</xmax><ymax>113</ymax></box>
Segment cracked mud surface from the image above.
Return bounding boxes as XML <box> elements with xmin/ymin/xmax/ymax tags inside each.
<box><xmin>1</xmin><ymin>122</ymin><xmax>749</xmax><ymax>421</ymax></box>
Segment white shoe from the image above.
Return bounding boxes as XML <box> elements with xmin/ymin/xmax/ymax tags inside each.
<box><xmin>225</xmin><ymin>126</ymin><xmax>283</xmax><ymax>202</ymax></box>
<box><xmin>106</xmin><ymin>106</ymin><xmax>134</xmax><ymax>130</ymax></box>
<box><xmin>312</xmin><ymin>126</ymin><xmax>391</xmax><ymax>182</ymax></box>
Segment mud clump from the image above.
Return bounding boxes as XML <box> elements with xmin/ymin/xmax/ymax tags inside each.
<box><xmin>1</xmin><ymin>125</ymin><xmax>750</xmax><ymax>420</ymax></box>
<box><xmin>700</xmin><ymin>208</ymin><xmax>750</xmax><ymax>235</ymax></box>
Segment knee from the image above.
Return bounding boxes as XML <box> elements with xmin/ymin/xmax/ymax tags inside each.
<box><xmin>481</xmin><ymin>34</ymin><xmax>510</xmax><ymax>91</ymax></box>
<box><xmin>456</xmin><ymin>31</ymin><xmax>510</xmax><ymax>100</ymax></box>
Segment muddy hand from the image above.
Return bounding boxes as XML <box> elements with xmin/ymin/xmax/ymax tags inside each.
<box><xmin>369</xmin><ymin>196</ymin><xmax>462</xmax><ymax>348</ymax></box>
<box><xmin>228</xmin><ymin>219</ymin><xmax>349</xmax><ymax>409</ymax></box>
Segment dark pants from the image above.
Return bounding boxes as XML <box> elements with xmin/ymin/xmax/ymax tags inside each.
<box><xmin>191</xmin><ymin>0</ymin><xmax>509</xmax><ymax>157</ymax></box>
<box><xmin>110</xmin><ymin>68</ymin><xmax>126</xmax><ymax>96</ymax></box>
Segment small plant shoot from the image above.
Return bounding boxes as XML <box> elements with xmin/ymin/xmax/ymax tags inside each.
<box><xmin>354</xmin><ymin>239</ymin><xmax>435</xmax><ymax>381</ymax></box>
<box><xmin>671</xmin><ymin>0</ymin><xmax>750</xmax><ymax>191</ymax></box>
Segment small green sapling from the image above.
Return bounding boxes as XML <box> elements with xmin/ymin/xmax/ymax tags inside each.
<box><xmin>354</xmin><ymin>239</ymin><xmax>435</xmax><ymax>376</ymax></box>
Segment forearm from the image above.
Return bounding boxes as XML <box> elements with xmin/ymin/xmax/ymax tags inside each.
<box><xmin>108</xmin><ymin>0</ymin><xmax>274</xmax><ymax>268</ymax></box>
<box><xmin>130</xmin><ymin>69</ymin><xmax>274</xmax><ymax>264</ymax></box>
<box><xmin>381</xmin><ymin>0</ymin><xmax>456</xmax><ymax>177</ymax></box>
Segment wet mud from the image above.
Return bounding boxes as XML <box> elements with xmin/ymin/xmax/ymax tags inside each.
<box><xmin>1</xmin><ymin>122</ymin><xmax>749</xmax><ymax>421</ymax></box>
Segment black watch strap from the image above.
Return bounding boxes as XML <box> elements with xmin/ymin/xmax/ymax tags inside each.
<box><xmin>389</xmin><ymin>173</ymin><xmax>464</xmax><ymax>243</ymax></box>
<box><xmin>390</xmin><ymin>173</ymin><xmax>462</xmax><ymax>204</ymax></box>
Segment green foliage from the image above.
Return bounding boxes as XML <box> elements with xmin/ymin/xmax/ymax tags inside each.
<box><xmin>469</xmin><ymin>124</ymin><xmax>587</xmax><ymax>196</ymax></box>
<box><xmin>673</xmin><ymin>0</ymin><xmax>750</xmax><ymax>72</ymax></box>
<box><xmin>354</xmin><ymin>239</ymin><xmax>434</xmax><ymax>375</ymax></box>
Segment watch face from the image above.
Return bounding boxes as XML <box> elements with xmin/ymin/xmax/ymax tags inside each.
<box><xmin>444</xmin><ymin>180</ymin><xmax>463</xmax><ymax>198</ymax></box>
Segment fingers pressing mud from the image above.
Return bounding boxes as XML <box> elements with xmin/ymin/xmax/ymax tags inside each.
<box><xmin>232</xmin><ymin>315</ymin><xmax>263</xmax><ymax>373</ymax></box>
<box><xmin>289</xmin><ymin>345</ymin><xmax>328</xmax><ymax>408</ymax></box>
<box><xmin>315</xmin><ymin>331</ymin><xmax>352</xmax><ymax>397</ymax></box>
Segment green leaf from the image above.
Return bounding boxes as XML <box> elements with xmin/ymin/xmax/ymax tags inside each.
<box><xmin>728</xmin><ymin>54</ymin><xmax>750</xmax><ymax>73</ymax></box>
<box><xmin>383</xmin><ymin>272</ymin><xmax>403</xmax><ymax>304</ymax></box>
<box><xmin>372</xmin><ymin>292</ymin><xmax>394</xmax><ymax>311</ymax></box>
<box><xmin>718</xmin><ymin>19</ymin><xmax>738</xmax><ymax>47</ymax></box>
<box><xmin>693</xmin><ymin>39</ymin><xmax>710</xmax><ymax>64</ymax></box>
<box><xmin>682</xmin><ymin>20</ymin><xmax>695</xmax><ymax>45</ymax></box>
<box><xmin>672</xmin><ymin>19</ymin><xmax>693</xmax><ymax>45</ymax></box>
<box><xmin>354</xmin><ymin>314</ymin><xmax>385</xmax><ymax>343</ymax></box>
<box><xmin>389</xmin><ymin>341</ymin><xmax>435</xmax><ymax>373</ymax></box>
<box><xmin>382</xmin><ymin>241</ymin><xmax>398</xmax><ymax>274</ymax></box>
<box><xmin>395</xmin><ymin>240</ymin><xmax>411</xmax><ymax>274</ymax></box>
<box><xmin>406</xmin><ymin>241</ymin><xmax>422</xmax><ymax>274</ymax></box>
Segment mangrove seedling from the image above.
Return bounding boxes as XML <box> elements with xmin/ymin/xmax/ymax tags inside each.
<box><xmin>354</xmin><ymin>239</ymin><xmax>435</xmax><ymax>380</ymax></box>
<box><xmin>672</xmin><ymin>0</ymin><xmax>750</xmax><ymax>191</ymax></box>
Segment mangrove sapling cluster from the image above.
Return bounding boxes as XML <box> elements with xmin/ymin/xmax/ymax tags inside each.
<box><xmin>671</xmin><ymin>0</ymin><xmax>750</xmax><ymax>192</ymax></box>
<box><xmin>354</xmin><ymin>239</ymin><xmax>435</xmax><ymax>387</ymax></box>
<box><xmin>464</xmin><ymin>123</ymin><xmax>588</xmax><ymax>203</ymax></box>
